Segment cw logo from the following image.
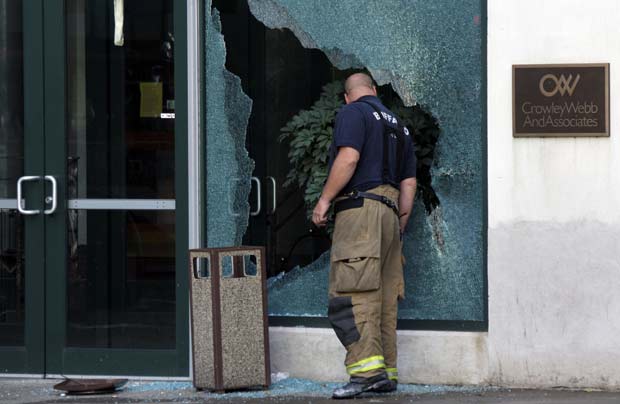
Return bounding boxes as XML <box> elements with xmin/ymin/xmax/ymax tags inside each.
<box><xmin>539</xmin><ymin>73</ymin><xmax>581</xmax><ymax>97</ymax></box>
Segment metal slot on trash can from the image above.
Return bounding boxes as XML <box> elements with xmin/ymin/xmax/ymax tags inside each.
<box><xmin>189</xmin><ymin>247</ymin><xmax>271</xmax><ymax>392</ymax></box>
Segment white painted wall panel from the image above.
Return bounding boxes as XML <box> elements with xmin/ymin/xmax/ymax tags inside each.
<box><xmin>488</xmin><ymin>0</ymin><xmax>620</xmax><ymax>388</ymax></box>
<box><xmin>489</xmin><ymin>0</ymin><xmax>620</xmax><ymax>226</ymax></box>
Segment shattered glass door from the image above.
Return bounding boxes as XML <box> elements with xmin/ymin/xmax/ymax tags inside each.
<box><xmin>205</xmin><ymin>0</ymin><xmax>486</xmax><ymax>325</ymax></box>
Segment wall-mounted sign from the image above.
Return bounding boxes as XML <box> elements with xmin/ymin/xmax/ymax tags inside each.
<box><xmin>513</xmin><ymin>64</ymin><xmax>609</xmax><ymax>137</ymax></box>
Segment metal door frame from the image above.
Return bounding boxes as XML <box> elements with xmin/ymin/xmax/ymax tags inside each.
<box><xmin>1</xmin><ymin>0</ymin><xmax>194</xmax><ymax>377</ymax></box>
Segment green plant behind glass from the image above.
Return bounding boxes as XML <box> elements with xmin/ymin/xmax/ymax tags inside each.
<box><xmin>279</xmin><ymin>80</ymin><xmax>440</xmax><ymax>221</ymax></box>
<box><xmin>279</xmin><ymin>81</ymin><xmax>342</xmax><ymax>219</ymax></box>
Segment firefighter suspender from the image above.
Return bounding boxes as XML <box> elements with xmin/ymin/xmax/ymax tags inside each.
<box><xmin>356</xmin><ymin>100</ymin><xmax>406</xmax><ymax>184</ymax></box>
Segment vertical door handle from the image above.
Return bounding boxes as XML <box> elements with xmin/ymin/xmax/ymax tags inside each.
<box><xmin>267</xmin><ymin>176</ymin><xmax>276</xmax><ymax>214</ymax></box>
<box><xmin>227</xmin><ymin>178</ymin><xmax>241</xmax><ymax>217</ymax></box>
<box><xmin>250</xmin><ymin>177</ymin><xmax>261</xmax><ymax>216</ymax></box>
<box><xmin>16</xmin><ymin>176</ymin><xmax>41</xmax><ymax>215</ymax></box>
<box><xmin>44</xmin><ymin>175</ymin><xmax>58</xmax><ymax>215</ymax></box>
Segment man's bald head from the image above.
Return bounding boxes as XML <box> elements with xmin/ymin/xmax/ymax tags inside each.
<box><xmin>343</xmin><ymin>73</ymin><xmax>377</xmax><ymax>104</ymax></box>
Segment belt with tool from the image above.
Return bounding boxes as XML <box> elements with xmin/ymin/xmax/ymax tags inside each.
<box><xmin>333</xmin><ymin>189</ymin><xmax>399</xmax><ymax>217</ymax></box>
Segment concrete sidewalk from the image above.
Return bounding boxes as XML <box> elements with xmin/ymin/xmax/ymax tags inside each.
<box><xmin>1</xmin><ymin>379</ymin><xmax>620</xmax><ymax>404</ymax></box>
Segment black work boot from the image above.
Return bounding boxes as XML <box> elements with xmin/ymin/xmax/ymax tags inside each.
<box><xmin>372</xmin><ymin>379</ymin><xmax>397</xmax><ymax>393</ymax></box>
<box><xmin>332</xmin><ymin>373</ymin><xmax>392</xmax><ymax>399</ymax></box>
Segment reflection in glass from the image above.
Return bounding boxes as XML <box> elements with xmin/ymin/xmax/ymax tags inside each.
<box><xmin>0</xmin><ymin>0</ymin><xmax>24</xmax><ymax>198</ymax></box>
<box><xmin>66</xmin><ymin>0</ymin><xmax>175</xmax><ymax>199</ymax></box>
<box><xmin>0</xmin><ymin>0</ymin><xmax>25</xmax><ymax>347</ymax></box>
<box><xmin>67</xmin><ymin>210</ymin><xmax>175</xmax><ymax>349</ymax></box>
<box><xmin>0</xmin><ymin>210</ymin><xmax>24</xmax><ymax>346</ymax></box>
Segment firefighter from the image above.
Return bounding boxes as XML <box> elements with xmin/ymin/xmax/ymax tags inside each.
<box><xmin>312</xmin><ymin>72</ymin><xmax>417</xmax><ymax>399</ymax></box>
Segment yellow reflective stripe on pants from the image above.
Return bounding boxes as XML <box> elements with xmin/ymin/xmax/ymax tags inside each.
<box><xmin>386</xmin><ymin>367</ymin><xmax>398</xmax><ymax>381</ymax></box>
<box><xmin>346</xmin><ymin>355</ymin><xmax>385</xmax><ymax>375</ymax></box>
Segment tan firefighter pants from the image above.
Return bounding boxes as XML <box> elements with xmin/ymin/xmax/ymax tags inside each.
<box><xmin>328</xmin><ymin>185</ymin><xmax>404</xmax><ymax>381</ymax></box>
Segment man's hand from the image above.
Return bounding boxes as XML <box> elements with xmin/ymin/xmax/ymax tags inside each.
<box><xmin>398</xmin><ymin>177</ymin><xmax>417</xmax><ymax>234</ymax></box>
<box><xmin>311</xmin><ymin>147</ymin><xmax>359</xmax><ymax>227</ymax></box>
<box><xmin>312</xmin><ymin>197</ymin><xmax>331</xmax><ymax>227</ymax></box>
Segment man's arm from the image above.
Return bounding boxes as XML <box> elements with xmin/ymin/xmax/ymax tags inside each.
<box><xmin>398</xmin><ymin>177</ymin><xmax>417</xmax><ymax>235</ymax></box>
<box><xmin>311</xmin><ymin>147</ymin><xmax>360</xmax><ymax>227</ymax></box>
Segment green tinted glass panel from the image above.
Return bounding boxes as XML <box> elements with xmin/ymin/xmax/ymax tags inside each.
<box><xmin>66</xmin><ymin>0</ymin><xmax>175</xmax><ymax>200</ymax></box>
<box><xmin>0</xmin><ymin>0</ymin><xmax>25</xmax><ymax>346</ymax></box>
<box><xmin>206</xmin><ymin>0</ymin><xmax>485</xmax><ymax>322</ymax></box>
<box><xmin>67</xmin><ymin>210</ymin><xmax>175</xmax><ymax>349</ymax></box>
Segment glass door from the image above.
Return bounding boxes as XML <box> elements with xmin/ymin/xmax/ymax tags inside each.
<box><xmin>43</xmin><ymin>0</ymin><xmax>188</xmax><ymax>376</ymax></box>
<box><xmin>0</xmin><ymin>0</ymin><xmax>46</xmax><ymax>374</ymax></box>
<box><xmin>0</xmin><ymin>0</ymin><xmax>188</xmax><ymax>376</ymax></box>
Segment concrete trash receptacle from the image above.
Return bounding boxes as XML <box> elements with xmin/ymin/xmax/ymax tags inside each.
<box><xmin>189</xmin><ymin>246</ymin><xmax>271</xmax><ymax>391</ymax></box>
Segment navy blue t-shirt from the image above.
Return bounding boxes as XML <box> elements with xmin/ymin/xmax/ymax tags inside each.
<box><xmin>328</xmin><ymin>95</ymin><xmax>417</xmax><ymax>194</ymax></box>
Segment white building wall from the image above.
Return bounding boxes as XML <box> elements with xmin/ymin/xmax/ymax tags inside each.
<box><xmin>488</xmin><ymin>0</ymin><xmax>620</xmax><ymax>389</ymax></box>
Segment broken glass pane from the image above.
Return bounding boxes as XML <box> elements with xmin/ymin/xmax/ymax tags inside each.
<box><xmin>248</xmin><ymin>0</ymin><xmax>485</xmax><ymax>321</ymax></box>
<box><xmin>206</xmin><ymin>0</ymin><xmax>485</xmax><ymax>321</ymax></box>
<box><xmin>267</xmin><ymin>251</ymin><xmax>329</xmax><ymax>316</ymax></box>
<box><xmin>205</xmin><ymin>6</ymin><xmax>254</xmax><ymax>248</ymax></box>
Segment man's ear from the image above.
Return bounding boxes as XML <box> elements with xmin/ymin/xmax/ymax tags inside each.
<box><xmin>344</xmin><ymin>93</ymin><xmax>350</xmax><ymax>104</ymax></box>
<box><xmin>372</xmin><ymin>86</ymin><xmax>377</xmax><ymax>96</ymax></box>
